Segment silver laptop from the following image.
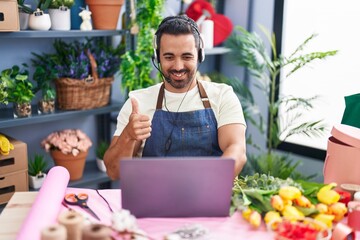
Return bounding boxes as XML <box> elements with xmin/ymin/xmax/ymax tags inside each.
<box><xmin>119</xmin><ymin>157</ymin><xmax>235</xmax><ymax>218</ymax></box>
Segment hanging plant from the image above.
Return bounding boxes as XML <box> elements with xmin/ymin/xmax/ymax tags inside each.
<box><xmin>120</xmin><ymin>0</ymin><xmax>165</xmax><ymax>93</ymax></box>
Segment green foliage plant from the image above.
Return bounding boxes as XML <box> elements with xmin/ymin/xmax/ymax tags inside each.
<box><xmin>96</xmin><ymin>141</ymin><xmax>110</xmax><ymax>159</ymax></box>
<box><xmin>120</xmin><ymin>0</ymin><xmax>165</xmax><ymax>93</ymax></box>
<box><xmin>17</xmin><ymin>0</ymin><xmax>33</xmax><ymax>14</ymax></box>
<box><xmin>28</xmin><ymin>154</ymin><xmax>48</xmax><ymax>177</ymax></box>
<box><xmin>225</xmin><ymin>26</ymin><xmax>338</xmax><ymax>179</ymax></box>
<box><xmin>49</xmin><ymin>0</ymin><xmax>74</xmax><ymax>8</ymax></box>
<box><xmin>0</xmin><ymin>81</ymin><xmax>8</xmax><ymax>105</ymax></box>
<box><xmin>36</xmin><ymin>0</ymin><xmax>52</xmax><ymax>11</ymax></box>
<box><xmin>0</xmin><ymin>64</ymin><xmax>35</xmax><ymax>104</ymax></box>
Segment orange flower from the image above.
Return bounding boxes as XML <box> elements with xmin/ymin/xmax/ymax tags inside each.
<box><xmin>294</xmin><ymin>195</ymin><xmax>312</xmax><ymax>208</ymax></box>
<box><xmin>317</xmin><ymin>183</ymin><xmax>340</xmax><ymax>205</ymax></box>
<box><xmin>271</xmin><ymin>195</ymin><xmax>285</xmax><ymax>211</ymax></box>
<box><xmin>328</xmin><ymin>202</ymin><xmax>347</xmax><ymax>222</ymax></box>
<box><xmin>282</xmin><ymin>205</ymin><xmax>304</xmax><ymax>220</ymax></box>
<box><xmin>315</xmin><ymin>203</ymin><xmax>329</xmax><ymax>214</ymax></box>
<box><xmin>314</xmin><ymin>213</ymin><xmax>335</xmax><ymax>228</ymax></box>
<box><xmin>249</xmin><ymin>211</ymin><xmax>262</xmax><ymax>228</ymax></box>
<box><xmin>242</xmin><ymin>207</ymin><xmax>252</xmax><ymax>221</ymax></box>
<box><xmin>264</xmin><ymin>211</ymin><xmax>282</xmax><ymax>230</ymax></box>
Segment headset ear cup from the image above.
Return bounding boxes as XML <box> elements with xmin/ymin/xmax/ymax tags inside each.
<box><xmin>198</xmin><ymin>48</ymin><xmax>205</xmax><ymax>63</ymax></box>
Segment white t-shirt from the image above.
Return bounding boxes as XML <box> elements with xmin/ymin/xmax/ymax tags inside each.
<box><xmin>114</xmin><ymin>80</ymin><xmax>246</xmax><ymax>136</ymax></box>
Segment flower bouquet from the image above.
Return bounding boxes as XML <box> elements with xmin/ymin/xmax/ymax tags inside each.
<box><xmin>41</xmin><ymin>129</ymin><xmax>92</xmax><ymax>180</ymax></box>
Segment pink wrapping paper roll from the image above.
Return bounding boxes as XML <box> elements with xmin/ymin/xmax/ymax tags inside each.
<box><xmin>17</xmin><ymin>166</ymin><xmax>70</xmax><ymax>240</ymax></box>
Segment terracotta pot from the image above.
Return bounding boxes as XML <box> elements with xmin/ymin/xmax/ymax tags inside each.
<box><xmin>85</xmin><ymin>0</ymin><xmax>124</xmax><ymax>30</ymax></box>
<box><xmin>50</xmin><ymin>150</ymin><xmax>88</xmax><ymax>181</ymax></box>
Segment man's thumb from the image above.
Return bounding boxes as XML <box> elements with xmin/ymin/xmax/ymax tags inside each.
<box><xmin>130</xmin><ymin>97</ymin><xmax>139</xmax><ymax>114</ymax></box>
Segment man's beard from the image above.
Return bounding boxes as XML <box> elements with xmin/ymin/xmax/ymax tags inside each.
<box><xmin>164</xmin><ymin>68</ymin><xmax>196</xmax><ymax>89</ymax></box>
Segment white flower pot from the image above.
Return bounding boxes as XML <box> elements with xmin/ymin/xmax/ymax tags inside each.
<box><xmin>49</xmin><ymin>7</ymin><xmax>71</xmax><ymax>31</ymax></box>
<box><xmin>96</xmin><ymin>157</ymin><xmax>107</xmax><ymax>172</ymax></box>
<box><xmin>29</xmin><ymin>10</ymin><xmax>51</xmax><ymax>31</ymax></box>
<box><xmin>29</xmin><ymin>173</ymin><xmax>47</xmax><ymax>189</ymax></box>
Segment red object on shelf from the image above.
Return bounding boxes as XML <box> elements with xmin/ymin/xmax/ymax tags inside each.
<box><xmin>185</xmin><ymin>0</ymin><xmax>233</xmax><ymax>46</ymax></box>
<box><xmin>336</xmin><ymin>189</ymin><xmax>351</xmax><ymax>206</ymax></box>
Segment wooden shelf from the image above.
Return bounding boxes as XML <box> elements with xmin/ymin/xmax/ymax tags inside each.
<box><xmin>0</xmin><ymin>101</ymin><xmax>123</xmax><ymax>129</ymax></box>
<box><xmin>0</xmin><ymin>30</ymin><xmax>127</xmax><ymax>38</ymax></box>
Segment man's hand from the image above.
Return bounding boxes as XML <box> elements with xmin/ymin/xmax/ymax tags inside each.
<box><xmin>126</xmin><ymin>98</ymin><xmax>152</xmax><ymax>141</ymax></box>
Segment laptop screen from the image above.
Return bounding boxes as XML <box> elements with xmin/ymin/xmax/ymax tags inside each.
<box><xmin>119</xmin><ymin>157</ymin><xmax>235</xmax><ymax>218</ymax></box>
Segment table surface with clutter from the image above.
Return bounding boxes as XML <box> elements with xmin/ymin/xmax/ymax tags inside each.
<box><xmin>0</xmin><ymin>167</ymin><xmax>359</xmax><ymax>240</ymax></box>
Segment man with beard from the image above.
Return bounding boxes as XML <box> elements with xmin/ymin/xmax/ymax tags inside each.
<box><xmin>104</xmin><ymin>15</ymin><xmax>247</xmax><ymax>180</ymax></box>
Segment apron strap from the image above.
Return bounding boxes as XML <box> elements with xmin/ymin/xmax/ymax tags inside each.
<box><xmin>156</xmin><ymin>81</ymin><xmax>211</xmax><ymax>110</ymax></box>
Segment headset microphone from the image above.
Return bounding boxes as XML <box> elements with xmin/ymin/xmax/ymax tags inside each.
<box><xmin>151</xmin><ymin>55</ymin><xmax>172</xmax><ymax>83</ymax></box>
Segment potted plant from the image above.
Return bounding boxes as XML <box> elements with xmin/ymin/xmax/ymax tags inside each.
<box><xmin>41</xmin><ymin>129</ymin><xmax>92</xmax><ymax>180</ymax></box>
<box><xmin>0</xmin><ymin>64</ymin><xmax>35</xmax><ymax>118</ymax></box>
<box><xmin>28</xmin><ymin>0</ymin><xmax>52</xmax><ymax>30</ymax></box>
<box><xmin>28</xmin><ymin>154</ymin><xmax>48</xmax><ymax>189</ymax></box>
<box><xmin>0</xmin><ymin>81</ymin><xmax>8</xmax><ymax>106</ymax></box>
<box><xmin>225</xmin><ymin>26</ymin><xmax>338</xmax><ymax>179</ymax></box>
<box><xmin>17</xmin><ymin>0</ymin><xmax>33</xmax><ymax>30</ymax></box>
<box><xmin>31</xmin><ymin>38</ymin><xmax>123</xmax><ymax>110</ymax></box>
<box><xmin>95</xmin><ymin>140</ymin><xmax>109</xmax><ymax>172</ymax></box>
<box><xmin>85</xmin><ymin>0</ymin><xmax>124</xmax><ymax>30</ymax></box>
<box><xmin>31</xmin><ymin>54</ymin><xmax>57</xmax><ymax>114</ymax></box>
<box><xmin>48</xmin><ymin>0</ymin><xmax>75</xmax><ymax>30</ymax></box>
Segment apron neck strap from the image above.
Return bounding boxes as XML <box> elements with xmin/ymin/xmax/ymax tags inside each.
<box><xmin>156</xmin><ymin>81</ymin><xmax>211</xmax><ymax>110</ymax></box>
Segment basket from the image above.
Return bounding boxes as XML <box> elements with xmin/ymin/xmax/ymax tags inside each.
<box><xmin>55</xmin><ymin>51</ymin><xmax>114</xmax><ymax>110</ymax></box>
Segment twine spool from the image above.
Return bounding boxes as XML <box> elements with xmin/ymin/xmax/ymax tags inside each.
<box><xmin>82</xmin><ymin>224</ymin><xmax>112</xmax><ymax>240</ymax></box>
<box><xmin>58</xmin><ymin>211</ymin><xmax>84</xmax><ymax>240</ymax></box>
<box><xmin>41</xmin><ymin>224</ymin><xmax>67</xmax><ymax>240</ymax></box>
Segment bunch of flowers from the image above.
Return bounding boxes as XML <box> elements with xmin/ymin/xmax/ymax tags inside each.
<box><xmin>41</xmin><ymin>129</ymin><xmax>92</xmax><ymax>156</ymax></box>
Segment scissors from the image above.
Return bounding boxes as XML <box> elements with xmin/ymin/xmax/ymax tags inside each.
<box><xmin>64</xmin><ymin>193</ymin><xmax>101</xmax><ymax>221</ymax></box>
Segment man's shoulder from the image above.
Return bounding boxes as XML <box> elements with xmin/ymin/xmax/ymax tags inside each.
<box><xmin>199</xmin><ymin>80</ymin><xmax>233</xmax><ymax>93</ymax></box>
<box><xmin>129</xmin><ymin>83</ymin><xmax>162</xmax><ymax>96</ymax></box>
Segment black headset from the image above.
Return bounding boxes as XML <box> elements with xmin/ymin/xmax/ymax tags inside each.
<box><xmin>152</xmin><ymin>15</ymin><xmax>205</xmax><ymax>65</ymax></box>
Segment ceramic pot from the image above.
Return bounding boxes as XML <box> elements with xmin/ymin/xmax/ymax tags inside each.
<box><xmin>50</xmin><ymin>150</ymin><xmax>88</xmax><ymax>181</ymax></box>
<box><xmin>29</xmin><ymin>9</ymin><xmax>51</xmax><ymax>31</ymax></box>
<box><xmin>85</xmin><ymin>0</ymin><xmax>124</xmax><ymax>30</ymax></box>
<box><xmin>96</xmin><ymin>157</ymin><xmax>106</xmax><ymax>172</ymax></box>
<box><xmin>49</xmin><ymin>7</ymin><xmax>71</xmax><ymax>30</ymax></box>
<box><xmin>28</xmin><ymin>173</ymin><xmax>47</xmax><ymax>189</ymax></box>
<box><xmin>13</xmin><ymin>102</ymin><xmax>32</xmax><ymax>118</ymax></box>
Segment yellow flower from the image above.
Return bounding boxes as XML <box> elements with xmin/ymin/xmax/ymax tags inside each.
<box><xmin>294</xmin><ymin>195</ymin><xmax>312</xmax><ymax>208</ymax></box>
<box><xmin>282</xmin><ymin>205</ymin><xmax>304</xmax><ymax>220</ymax></box>
<box><xmin>264</xmin><ymin>211</ymin><xmax>282</xmax><ymax>230</ymax></box>
<box><xmin>315</xmin><ymin>203</ymin><xmax>329</xmax><ymax>214</ymax></box>
<box><xmin>271</xmin><ymin>195</ymin><xmax>285</xmax><ymax>211</ymax></box>
<box><xmin>248</xmin><ymin>211</ymin><xmax>262</xmax><ymax>229</ymax></box>
<box><xmin>242</xmin><ymin>207</ymin><xmax>252</xmax><ymax>221</ymax></box>
<box><xmin>314</xmin><ymin>213</ymin><xmax>335</xmax><ymax>228</ymax></box>
<box><xmin>279</xmin><ymin>186</ymin><xmax>302</xmax><ymax>201</ymax></box>
<box><xmin>328</xmin><ymin>202</ymin><xmax>347</xmax><ymax>222</ymax></box>
<box><xmin>317</xmin><ymin>183</ymin><xmax>340</xmax><ymax>205</ymax></box>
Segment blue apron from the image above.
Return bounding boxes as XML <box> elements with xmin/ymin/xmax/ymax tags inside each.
<box><xmin>142</xmin><ymin>81</ymin><xmax>223</xmax><ymax>157</ymax></box>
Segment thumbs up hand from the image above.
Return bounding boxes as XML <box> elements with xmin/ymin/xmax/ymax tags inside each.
<box><xmin>125</xmin><ymin>98</ymin><xmax>152</xmax><ymax>141</ymax></box>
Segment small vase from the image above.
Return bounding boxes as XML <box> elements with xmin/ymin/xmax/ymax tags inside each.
<box><xmin>49</xmin><ymin>7</ymin><xmax>71</xmax><ymax>30</ymax></box>
<box><xmin>96</xmin><ymin>157</ymin><xmax>106</xmax><ymax>172</ymax></box>
<box><xmin>28</xmin><ymin>173</ymin><xmax>47</xmax><ymax>189</ymax></box>
<box><xmin>38</xmin><ymin>99</ymin><xmax>55</xmax><ymax>114</ymax></box>
<box><xmin>29</xmin><ymin>9</ymin><xmax>51</xmax><ymax>31</ymax></box>
<box><xmin>19</xmin><ymin>12</ymin><xmax>30</xmax><ymax>30</ymax></box>
<box><xmin>50</xmin><ymin>150</ymin><xmax>88</xmax><ymax>181</ymax></box>
<box><xmin>13</xmin><ymin>102</ymin><xmax>32</xmax><ymax>118</ymax></box>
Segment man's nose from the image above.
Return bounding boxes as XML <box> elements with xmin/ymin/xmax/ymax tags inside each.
<box><xmin>173</xmin><ymin>58</ymin><xmax>185</xmax><ymax>70</ymax></box>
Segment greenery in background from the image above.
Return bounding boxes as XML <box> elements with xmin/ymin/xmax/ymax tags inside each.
<box><xmin>0</xmin><ymin>64</ymin><xmax>35</xmax><ymax>104</ymax></box>
<box><xmin>208</xmin><ymin>72</ymin><xmax>314</xmax><ymax>180</ymax></box>
<box><xmin>31</xmin><ymin>38</ymin><xmax>123</xmax><ymax>81</ymax></box>
<box><xmin>17</xmin><ymin>0</ymin><xmax>33</xmax><ymax>14</ymax></box>
<box><xmin>120</xmin><ymin>0</ymin><xmax>165</xmax><ymax>93</ymax></box>
<box><xmin>49</xmin><ymin>0</ymin><xmax>74</xmax><ymax>8</ymax></box>
<box><xmin>0</xmin><ymin>82</ymin><xmax>8</xmax><ymax>105</ymax></box>
<box><xmin>28</xmin><ymin>154</ymin><xmax>48</xmax><ymax>177</ymax></box>
<box><xmin>224</xmin><ymin>26</ymin><xmax>337</xmax><ymax>180</ymax></box>
<box><xmin>32</xmin><ymin>61</ymin><xmax>57</xmax><ymax>101</ymax></box>
<box><xmin>96</xmin><ymin>141</ymin><xmax>110</xmax><ymax>159</ymax></box>
<box><xmin>35</xmin><ymin>0</ymin><xmax>52</xmax><ymax>11</ymax></box>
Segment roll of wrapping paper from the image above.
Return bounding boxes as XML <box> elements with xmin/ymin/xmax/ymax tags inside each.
<box><xmin>41</xmin><ymin>224</ymin><xmax>67</xmax><ymax>240</ymax></box>
<box><xmin>16</xmin><ymin>166</ymin><xmax>70</xmax><ymax>240</ymax></box>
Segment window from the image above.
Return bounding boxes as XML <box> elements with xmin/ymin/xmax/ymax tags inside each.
<box><xmin>274</xmin><ymin>0</ymin><xmax>360</xmax><ymax>159</ymax></box>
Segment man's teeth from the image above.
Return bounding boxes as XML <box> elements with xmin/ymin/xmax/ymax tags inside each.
<box><xmin>173</xmin><ymin>72</ymin><xmax>185</xmax><ymax>77</ymax></box>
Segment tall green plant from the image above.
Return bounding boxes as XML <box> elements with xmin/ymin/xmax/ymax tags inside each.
<box><xmin>120</xmin><ymin>0</ymin><xmax>164</xmax><ymax>93</ymax></box>
<box><xmin>225</xmin><ymin>26</ymin><xmax>338</xmax><ymax>154</ymax></box>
